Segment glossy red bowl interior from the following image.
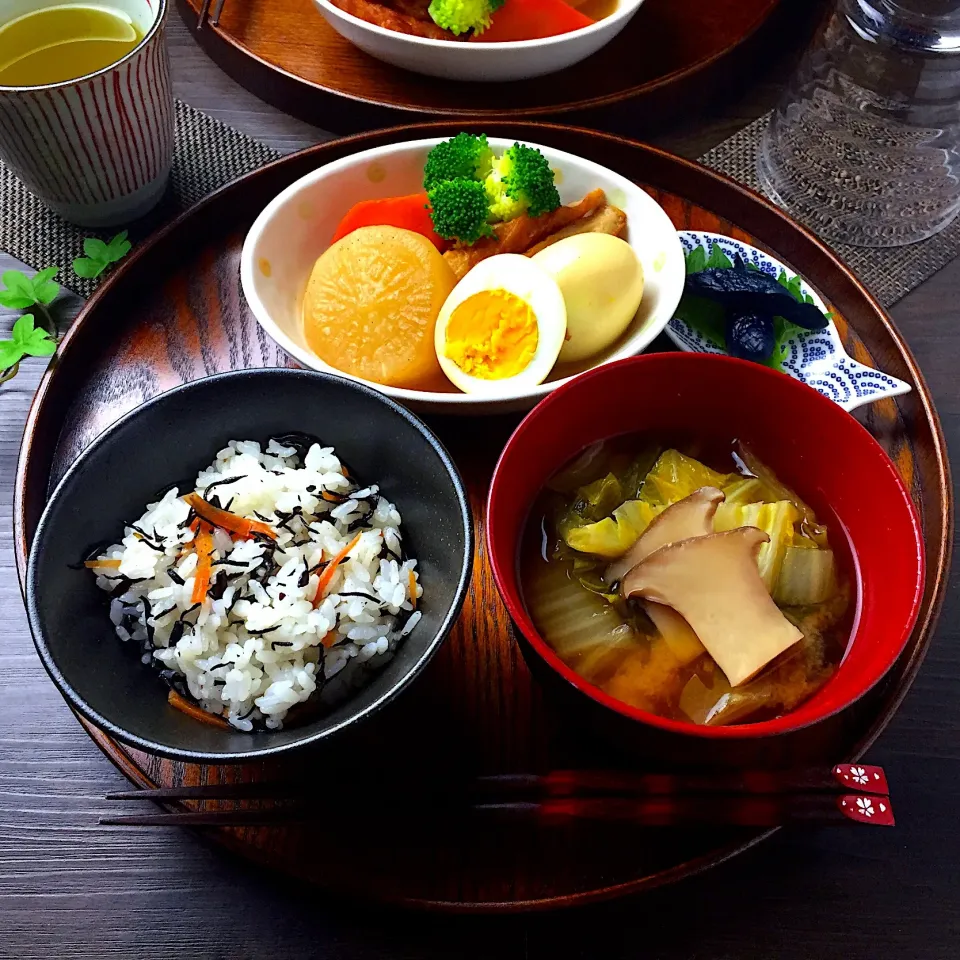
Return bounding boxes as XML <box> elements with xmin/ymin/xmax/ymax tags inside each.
<box><xmin>487</xmin><ymin>353</ymin><xmax>925</xmax><ymax>739</ymax></box>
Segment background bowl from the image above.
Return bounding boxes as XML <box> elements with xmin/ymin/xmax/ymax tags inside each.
<box><xmin>241</xmin><ymin>136</ymin><xmax>685</xmax><ymax>415</ymax></box>
<box><xmin>312</xmin><ymin>0</ymin><xmax>647</xmax><ymax>82</ymax></box>
<box><xmin>25</xmin><ymin>369</ymin><xmax>473</xmax><ymax>763</ymax></box>
<box><xmin>487</xmin><ymin>353</ymin><xmax>925</xmax><ymax>755</ymax></box>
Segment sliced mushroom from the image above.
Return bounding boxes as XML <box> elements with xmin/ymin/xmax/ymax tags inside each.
<box><xmin>621</xmin><ymin>527</ymin><xmax>803</xmax><ymax>687</ymax></box>
<box><xmin>644</xmin><ymin>601</ymin><xmax>705</xmax><ymax>667</ymax></box>
<box><xmin>604</xmin><ymin>486</ymin><xmax>725</xmax><ymax>585</ymax></box>
<box><xmin>605</xmin><ymin>486</ymin><xmax>725</xmax><ymax>666</ymax></box>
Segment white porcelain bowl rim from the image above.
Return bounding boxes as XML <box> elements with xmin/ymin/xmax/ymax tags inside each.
<box><xmin>315</xmin><ymin>0</ymin><xmax>644</xmax><ymax>49</ymax></box>
<box><xmin>240</xmin><ymin>136</ymin><xmax>685</xmax><ymax>408</ymax></box>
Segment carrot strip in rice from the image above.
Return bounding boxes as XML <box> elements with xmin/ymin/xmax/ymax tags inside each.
<box><xmin>183</xmin><ymin>492</ymin><xmax>278</xmax><ymax>541</ymax></box>
<box><xmin>191</xmin><ymin>522</ymin><xmax>215</xmax><ymax>603</ymax></box>
<box><xmin>168</xmin><ymin>689</ymin><xmax>231</xmax><ymax>729</ymax></box>
<box><xmin>313</xmin><ymin>532</ymin><xmax>363</xmax><ymax>607</ymax></box>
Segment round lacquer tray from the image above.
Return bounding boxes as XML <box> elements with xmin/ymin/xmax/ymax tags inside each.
<box><xmin>15</xmin><ymin>122</ymin><xmax>951</xmax><ymax>912</ymax></box>
<box><xmin>175</xmin><ymin>0</ymin><xmax>822</xmax><ymax>132</ymax></box>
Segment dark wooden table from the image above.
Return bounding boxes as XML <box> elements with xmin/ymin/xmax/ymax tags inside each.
<box><xmin>2</xmin><ymin>14</ymin><xmax>959</xmax><ymax>960</ymax></box>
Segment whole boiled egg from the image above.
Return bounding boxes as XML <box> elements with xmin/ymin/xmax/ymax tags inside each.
<box><xmin>532</xmin><ymin>234</ymin><xmax>644</xmax><ymax>364</ymax></box>
<box><xmin>434</xmin><ymin>254</ymin><xmax>567</xmax><ymax>395</ymax></box>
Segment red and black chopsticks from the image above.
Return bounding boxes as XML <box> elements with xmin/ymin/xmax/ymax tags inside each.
<box><xmin>100</xmin><ymin>763</ymin><xmax>894</xmax><ymax>829</ymax></box>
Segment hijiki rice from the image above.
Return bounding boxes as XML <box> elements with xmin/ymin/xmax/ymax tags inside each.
<box><xmin>86</xmin><ymin>435</ymin><xmax>422</xmax><ymax>731</ymax></box>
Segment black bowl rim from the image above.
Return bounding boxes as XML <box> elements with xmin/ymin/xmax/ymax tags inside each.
<box><xmin>25</xmin><ymin>367</ymin><xmax>474</xmax><ymax>763</ymax></box>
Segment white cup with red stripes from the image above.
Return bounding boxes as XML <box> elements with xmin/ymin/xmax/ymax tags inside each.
<box><xmin>0</xmin><ymin>0</ymin><xmax>173</xmax><ymax>228</ymax></box>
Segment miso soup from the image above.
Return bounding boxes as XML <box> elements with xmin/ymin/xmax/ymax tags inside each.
<box><xmin>520</xmin><ymin>435</ymin><xmax>853</xmax><ymax>726</ymax></box>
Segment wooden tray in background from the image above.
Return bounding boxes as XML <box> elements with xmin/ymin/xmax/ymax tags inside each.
<box><xmin>14</xmin><ymin>123</ymin><xmax>951</xmax><ymax>912</ymax></box>
<box><xmin>175</xmin><ymin>0</ymin><xmax>817</xmax><ymax>132</ymax></box>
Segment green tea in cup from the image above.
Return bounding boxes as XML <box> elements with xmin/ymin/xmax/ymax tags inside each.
<box><xmin>0</xmin><ymin>4</ymin><xmax>143</xmax><ymax>87</ymax></box>
<box><xmin>0</xmin><ymin>0</ymin><xmax>173</xmax><ymax>227</ymax></box>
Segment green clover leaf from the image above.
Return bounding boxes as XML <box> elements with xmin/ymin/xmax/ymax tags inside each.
<box><xmin>83</xmin><ymin>237</ymin><xmax>109</xmax><ymax>260</ymax></box>
<box><xmin>0</xmin><ymin>339</ymin><xmax>21</xmax><ymax>368</ymax></box>
<box><xmin>0</xmin><ymin>314</ymin><xmax>57</xmax><ymax>377</ymax></box>
<box><xmin>73</xmin><ymin>231</ymin><xmax>132</xmax><ymax>280</ymax></box>
<box><xmin>72</xmin><ymin>257</ymin><xmax>105</xmax><ymax>279</ymax></box>
<box><xmin>105</xmin><ymin>230</ymin><xmax>132</xmax><ymax>261</ymax></box>
<box><xmin>12</xmin><ymin>314</ymin><xmax>57</xmax><ymax>356</ymax></box>
<box><xmin>0</xmin><ymin>271</ymin><xmax>39</xmax><ymax>310</ymax></box>
<box><xmin>0</xmin><ymin>267</ymin><xmax>61</xmax><ymax>309</ymax></box>
<box><xmin>31</xmin><ymin>266</ymin><xmax>61</xmax><ymax>305</ymax></box>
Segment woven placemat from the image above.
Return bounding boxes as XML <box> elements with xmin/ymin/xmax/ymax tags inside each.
<box><xmin>2</xmin><ymin>101</ymin><xmax>959</xmax><ymax>306</ymax></box>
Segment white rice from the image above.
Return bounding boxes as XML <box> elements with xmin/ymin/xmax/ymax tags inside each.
<box><xmin>89</xmin><ymin>437</ymin><xmax>423</xmax><ymax>731</ymax></box>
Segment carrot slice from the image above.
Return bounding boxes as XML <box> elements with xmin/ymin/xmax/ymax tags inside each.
<box><xmin>168</xmin><ymin>689</ymin><xmax>231</xmax><ymax>729</ymax></box>
<box><xmin>191</xmin><ymin>522</ymin><xmax>215</xmax><ymax>604</ymax></box>
<box><xmin>183</xmin><ymin>492</ymin><xmax>277</xmax><ymax>541</ymax></box>
<box><xmin>472</xmin><ymin>0</ymin><xmax>594</xmax><ymax>41</ymax></box>
<box><xmin>312</xmin><ymin>532</ymin><xmax>363</xmax><ymax>607</ymax></box>
<box><xmin>408</xmin><ymin>569</ymin><xmax>418</xmax><ymax>611</ymax></box>
<box><xmin>85</xmin><ymin>558</ymin><xmax>121</xmax><ymax>569</ymax></box>
<box><xmin>321</xmin><ymin>629</ymin><xmax>340</xmax><ymax>649</ymax></box>
<box><xmin>331</xmin><ymin>194</ymin><xmax>448</xmax><ymax>251</ymax></box>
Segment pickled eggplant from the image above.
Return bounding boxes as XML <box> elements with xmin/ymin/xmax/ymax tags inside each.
<box><xmin>687</xmin><ymin>265</ymin><xmax>788</xmax><ymax>299</ymax></box>
<box><xmin>676</xmin><ymin>242</ymin><xmax>833</xmax><ymax>374</ymax></box>
<box><xmin>726</xmin><ymin>311</ymin><xmax>776</xmax><ymax>362</ymax></box>
<box><xmin>685</xmin><ymin>267</ymin><xmax>829</xmax><ymax>331</ymax></box>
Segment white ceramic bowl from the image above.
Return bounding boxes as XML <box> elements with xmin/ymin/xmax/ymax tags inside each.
<box><xmin>312</xmin><ymin>0</ymin><xmax>647</xmax><ymax>82</ymax></box>
<box><xmin>240</xmin><ymin>137</ymin><xmax>685</xmax><ymax>415</ymax></box>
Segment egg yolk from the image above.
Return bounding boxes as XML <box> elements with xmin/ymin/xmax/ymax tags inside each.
<box><xmin>443</xmin><ymin>289</ymin><xmax>539</xmax><ymax>380</ymax></box>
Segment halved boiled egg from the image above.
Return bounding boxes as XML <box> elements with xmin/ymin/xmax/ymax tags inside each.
<box><xmin>434</xmin><ymin>254</ymin><xmax>567</xmax><ymax>395</ymax></box>
<box><xmin>532</xmin><ymin>234</ymin><xmax>644</xmax><ymax>364</ymax></box>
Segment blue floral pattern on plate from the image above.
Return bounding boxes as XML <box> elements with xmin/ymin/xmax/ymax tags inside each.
<box><xmin>667</xmin><ymin>231</ymin><xmax>912</xmax><ymax>412</ymax></box>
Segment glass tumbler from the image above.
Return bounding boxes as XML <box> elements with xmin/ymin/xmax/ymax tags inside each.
<box><xmin>757</xmin><ymin>0</ymin><xmax>960</xmax><ymax>247</ymax></box>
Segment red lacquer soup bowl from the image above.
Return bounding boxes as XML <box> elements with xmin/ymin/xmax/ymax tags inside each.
<box><xmin>487</xmin><ymin>354</ymin><xmax>925</xmax><ymax>749</ymax></box>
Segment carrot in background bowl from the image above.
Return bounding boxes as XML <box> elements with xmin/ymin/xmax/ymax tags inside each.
<box><xmin>472</xmin><ymin>0</ymin><xmax>595</xmax><ymax>43</ymax></box>
<box><xmin>330</xmin><ymin>194</ymin><xmax>448</xmax><ymax>251</ymax></box>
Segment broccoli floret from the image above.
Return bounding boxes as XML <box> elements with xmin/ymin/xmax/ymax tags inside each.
<box><xmin>428</xmin><ymin>0</ymin><xmax>506</xmax><ymax>36</ymax></box>
<box><xmin>423</xmin><ymin>133</ymin><xmax>495</xmax><ymax>193</ymax></box>
<box><xmin>484</xmin><ymin>143</ymin><xmax>562</xmax><ymax>222</ymax></box>
<box><xmin>427</xmin><ymin>179</ymin><xmax>494</xmax><ymax>245</ymax></box>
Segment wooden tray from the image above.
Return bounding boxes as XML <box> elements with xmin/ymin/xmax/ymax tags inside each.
<box><xmin>15</xmin><ymin>122</ymin><xmax>951</xmax><ymax>912</ymax></box>
<box><xmin>175</xmin><ymin>0</ymin><xmax>816</xmax><ymax>132</ymax></box>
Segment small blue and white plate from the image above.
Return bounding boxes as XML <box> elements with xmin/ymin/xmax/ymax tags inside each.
<box><xmin>666</xmin><ymin>231</ymin><xmax>912</xmax><ymax>413</ymax></box>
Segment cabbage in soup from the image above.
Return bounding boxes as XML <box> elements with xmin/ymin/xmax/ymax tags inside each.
<box><xmin>520</xmin><ymin>437</ymin><xmax>853</xmax><ymax>726</ymax></box>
